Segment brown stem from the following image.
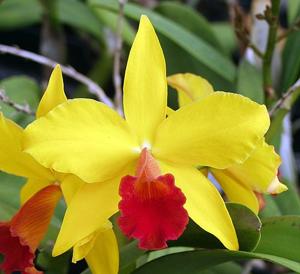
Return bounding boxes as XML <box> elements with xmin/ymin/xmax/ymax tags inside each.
<box><xmin>113</xmin><ymin>0</ymin><xmax>127</xmax><ymax>115</ymax></box>
<box><xmin>269</xmin><ymin>78</ymin><xmax>300</xmax><ymax>117</ymax></box>
<box><xmin>0</xmin><ymin>89</ymin><xmax>35</xmax><ymax>115</ymax></box>
<box><xmin>262</xmin><ymin>0</ymin><xmax>281</xmax><ymax>99</ymax></box>
<box><xmin>0</xmin><ymin>44</ymin><xmax>114</xmax><ymax>108</ymax></box>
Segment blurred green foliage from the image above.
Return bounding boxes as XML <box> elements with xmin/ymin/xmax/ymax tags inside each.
<box><xmin>0</xmin><ymin>0</ymin><xmax>300</xmax><ymax>273</ymax></box>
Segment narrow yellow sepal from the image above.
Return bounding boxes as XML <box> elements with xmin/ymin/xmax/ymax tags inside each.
<box><xmin>36</xmin><ymin>65</ymin><xmax>67</xmax><ymax>118</ymax></box>
<box><xmin>123</xmin><ymin>15</ymin><xmax>167</xmax><ymax>145</ymax></box>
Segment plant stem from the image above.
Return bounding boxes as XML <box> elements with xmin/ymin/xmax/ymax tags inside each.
<box><xmin>0</xmin><ymin>44</ymin><xmax>114</xmax><ymax>108</ymax></box>
<box><xmin>248</xmin><ymin>43</ymin><xmax>264</xmax><ymax>58</ymax></box>
<box><xmin>269</xmin><ymin>78</ymin><xmax>300</xmax><ymax>117</ymax></box>
<box><xmin>276</xmin><ymin>17</ymin><xmax>300</xmax><ymax>42</ymax></box>
<box><xmin>0</xmin><ymin>89</ymin><xmax>35</xmax><ymax>115</ymax></box>
<box><xmin>113</xmin><ymin>0</ymin><xmax>127</xmax><ymax>115</ymax></box>
<box><xmin>262</xmin><ymin>0</ymin><xmax>281</xmax><ymax>99</ymax></box>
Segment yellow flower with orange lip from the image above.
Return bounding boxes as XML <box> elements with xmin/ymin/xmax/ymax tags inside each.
<box><xmin>0</xmin><ymin>66</ymin><xmax>118</xmax><ymax>274</ymax></box>
<box><xmin>167</xmin><ymin>72</ymin><xmax>288</xmax><ymax>214</ymax></box>
<box><xmin>24</xmin><ymin>16</ymin><xmax>270</xmax><ymax>254</ymax></box>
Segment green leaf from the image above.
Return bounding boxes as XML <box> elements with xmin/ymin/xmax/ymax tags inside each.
<box><xmin>88</xmin><ymin>0</ymin><xmax>236</xmax><ymax>83</ymax></box>
<box><xmin>145</xmin><ymin>247</ymin><xmax>194</xmax><ymax>264</ymax></box>
<box><xmin>170</xmin><ymin>203</ymin><xmax>261</xmax><ymax>252</ymax></box>
<box><xmin>161</xmin><ymin>35</ymin><xmax>234</xmax><ymax>91</ymax></box>
<box><xmin>259</xmin><ymin>195</ymin><xmax>282</xmax><ymax>218</ymax></box>
<box><xmin>287</xmin><ymin>0</ymin><xmax>300</xmax><ymax>25</ymax></box>
<box><xmin>115</xmin><ymin>203</ymin><xmax>259</xmax><ymax>274</ymax></box>
<box><xmin>36</xmin><ymin>249</ymin><xmax>71</xmax><ymax>274</ymax></box>
<box><xmin>264</xmin><ymin>110</ymin><xmax>300</xmax><ymax>217</ymax></box>
<box><xmin>0</xmin><ymin>0</ymin><xmax>43</xmax><ymax>30</ymax></box>
<box><xmin>0</xmin><ymin>76</ymin><xmax>40</xmax><ymax>126</ymax></box>
<box><xmin>133</xmin><ymin>216</ymin><xmax>300</xmax><ymax>273</ymax></box>
<box><xmin>194</xmin><ymin>262</ymin><xmax>242</xmax><ymax>274</ymax></box>
<box><xmin>132</xmin><ymin>249</ymin><xmax>300</xmax><ymax>274</ymax></box>
<box><xmin>270</xmin><ymin>180</ymin><xmax>300</xmax><ymax>215</ymax></box>
<box><xmin>255</xmin><ymin>216</ymin><xmax>300</xmax><ymax>262</ymax></box>
<box><xmin>57</xmin><ymin>0</ymin><xmax>104</xmax><ymax>41</ymax></box>
<box><xmin>153</xmin><ymin>2</ymin><xmax>236</xmax><ymax>89</ymax></box>
<box><xmin>265</xmin><ymin>108</ymin><xmax>288</xmax><ymax>150</ymax></box>
<box><xmin>0</xmin><ymin>172</ymin><xmax>24</xmax><ymax>220</ymax></box>
<box><xmin>155</xmin><ymin>2</ymin><xmax>223</xmax><ymax>51</ymax></box>
<box><xmin>211</xmin><ymin>23</ymin><xmax>237</xmax><ymax>56</ymax></box>
<box><xmin>237</xmin><ymin>59</ymin><xmax>264</xmax><ymax>103</ymax></box>
<box><xmin>91</xmin><ymin>8</ymin><xmax>135</xmax><ymax>45</ymax></box>
<box><xmin>227</xmin><ymin>203</ymin><xmax>262</xmax><ymax>251</ymax></box>
<box><xmin>280</xmin><ymin>31</ymin><xmax>300</xmax><ymax>93</ymax></box>
<box><xmin>120</xmin><ymin>241</ymin><xmax>145</xmax><ymax>274</ymax></box>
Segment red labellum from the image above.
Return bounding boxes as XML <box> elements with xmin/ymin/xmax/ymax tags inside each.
<box><xmin>118</xmin><ymin>149</ymin><xmax>188</xmax><ymax>250</ymax></box>
<box><xmin>0</xmin><ymin>224</ymin><xmax>34</xmax><ymax>274</ymax></box>
<box><xmin>0</xmin><ymin>185</ymin><xmax>61</xmax><ymax>274</ymax></box>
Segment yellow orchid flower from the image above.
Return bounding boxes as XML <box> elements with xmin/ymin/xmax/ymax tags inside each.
<box><xmin>24</xmin><ymin>15</ymin><xmax>270</xmax><ymax>253</ymax></box>
<box><xmin>0</xmin><ymin>66</ymin><xmax>118</xmax><ymax>274</ymax></box>
<box><xmin>168</xmin><ymin>72</ymin><xmax>288</xmax><ymax>214</ymax></box>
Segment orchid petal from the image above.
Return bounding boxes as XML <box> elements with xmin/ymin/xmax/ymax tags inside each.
<box><xmin>85</xmin><ymin>228</ymin><xmax>119</xmax><ymax>274</ymax></box>
<box><xmin>24</xmin><ymin>99</ymin><xmax>138</xmax><ymax>183</ymax></box>
<box><xmin>154</xmin><ymin>92</ymin><xmax>269</xmax><ymax>169</ymax></box>
<box><xmin>20</xmin><ymin>177</ymin><xmax>52</xmax><ymax>204</ymax></box>
<box><xmin>36</xmin><ymin>65</ymin><xmax>67</xmax><ymax>118</ymax></box>
<box><xmin>123</xmin><ymin>15</ymin><xmax>167</xmax><ymax>145</ymax></box>
<box><xmin>0</xmin><ymin>113</ymin><xmax>52</xmax><ymax>180</ymax></box>
<box><xmin>212</xmin><ymin>171</ymin><xmax>259</xmax><ymax>214</ymax></box>
<box><xmin>159</xmin><ymin>161</ymin><xmax>239</xmax><ymax>251</ymax></box>
<box><xmin>52</xmin><ymin>163</ymin><xmax>134</xmax><ymax>257</ymax></box>
<box><xmin>168</xmin><ymin>73</ymin><xmax>214</xmax><ymax>106</ymax></box>
<box><xmin>215</xmin><ymin>141</ymin><xmax>287</xmax><ymax>194</ymax></box>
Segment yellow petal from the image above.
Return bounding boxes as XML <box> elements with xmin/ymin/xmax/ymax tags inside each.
<box><xmin>73</xmin><ymin>232</ymin><xmax>98</xmax><ymax>263</ymax></box>
<box><xmin>52</xmin><ymin>161</ymin><xmax>135</xmax><ymax>257</ymax></box>
<box><xmin>60</xmin><ymin>174</ymin><xmax>85</xmax><ymax>205</ymax></box>
<box><xmin>266</xmin><ymin>176</ymin><xmax>288</xmax><ymax>194</ymax></box>
<box><xmin>166</xmin><ymin>107</ymin><xmax>175</xmax><ymax>116</ymax></box>
<box><xmin>52</xmin><ymin>179</ymin><xmax>119</xmax><ymax>256</ymax></box>
<box><xmin>159</xmin><ymin>161</ymin><xmax>239</xmax><ymax>251</ymax></box>
<box><xmin>72</xmin><ymin>222</ymin><xmax>112</xmax><ymax>263</ymax></box>
<box><xmin>85</xmin><ymin>228</ymin><xmax>119</xmax><ymax>274</ymax></box>
<box><xmin>20</xmin><ymin>177</ymin><xmax>52</xmax><ymax>205</ymax></box>
<box><xmin>123</xmin><ymin>15</ymin><xmax>167</xmax><ymax>145</ymax></box>
<box><xmin>24</xmin><ymin>99</ymin><xmax>139</xmax><ymax>183</ymax></box>
<box><xmin>36</xmin><ymin>65</ymin><xmax>67</xmax><ymax>118</ymax></box>
<box><xmin>167</xmin><ymin>73</ymin><xmax>214</xmax><ymax>106</ymax></box>
<box><xmin>0</xmin><ymin>113</ymin><xmax>52</xmax><ymax>179</ymax></box>
<box><xmin>221</xmin><ymin>141</ymin><xmax>287</xmax><ymax>194</ymax></box>
<box><xmin>154</xmin><ymin>92</ymin><xmax>270</xmax><ymax>169</ymax></box>
<box><xmin>211</xmin><ymin>170</ymin><xmax>259</xmax><ymax>214</ymax></box>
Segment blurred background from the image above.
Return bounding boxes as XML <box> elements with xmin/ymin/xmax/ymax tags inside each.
<box><xmin>0</xmin><ymin>0</ymin><xmax>299</xmax><ymax>273</ymax></box>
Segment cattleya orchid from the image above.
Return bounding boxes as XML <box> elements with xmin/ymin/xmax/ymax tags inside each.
<box><xmin>0</xmin><ymin>185</ymin><xmax>61</xmax><ymax>274</ymax></box>
<box><xmin>167</xmin><ymin>73</ymin><xmax>287</xmax><ymax>214</ymax></box>
<box><xmin>0</xmin><ymin>66</ymin><xmax>118</xmax><ymax>274</ymax></box>
<box><xmin>24</xmin><ymin>15</ymin><xmax>271</xmax><ymax>253</ymax></box>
